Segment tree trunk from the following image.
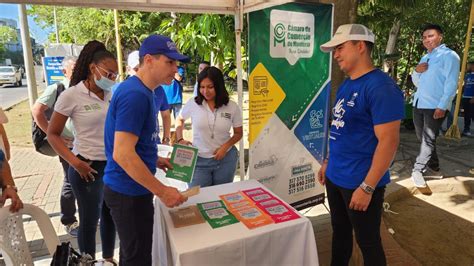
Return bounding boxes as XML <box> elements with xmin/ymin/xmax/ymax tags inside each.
<box><xmin>318</xmin><ymin>0</ymin><xmax>358</xmax><ymax>104</ymax></box>
<box><xmin>383</xmin><ymin>20</ymin><xmax>401</xmax><ymax>74</ymax></box>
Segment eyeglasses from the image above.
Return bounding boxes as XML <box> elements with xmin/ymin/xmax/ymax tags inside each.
<box><xmin>96</xmin><ymin>65</ymin><xmax>118</xmax><ymax>80</ymax></box>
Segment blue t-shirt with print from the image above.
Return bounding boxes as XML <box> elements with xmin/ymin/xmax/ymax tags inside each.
<box><xmin>112</xmin><ymin>79</ymin><xmax>170</xmax><ymax>111</ymax></box>
<box><xmin>326</xmin><ymin>69</ymin><xmax>404</xmax><ymax>189</ymax></box>
<box><xmin>104</xmin><ymin>76</ymin><xmax>160</xmax><ymax>196</ymax></box>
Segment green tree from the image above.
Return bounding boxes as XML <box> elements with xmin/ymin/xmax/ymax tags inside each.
<box><xmin>28</xmin><ymin>6</ymin><xmax>243</xmax><ymax>83</ymax></box>
<box><xmin>358</xmin><ymin>0</ymin><xmax>470</xmax><ymax>91</ymax></box>
<box><xmin>0</xmin><ymin>25</ymin><xmax>18</xmax><ymax>61</ymax></box>
<box><xmin>0</xmin><ymin>25</ymin><xmax>17</xmax><ymax>43</ymax></box>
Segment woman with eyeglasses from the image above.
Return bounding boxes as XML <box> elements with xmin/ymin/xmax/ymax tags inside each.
<box><xmin>48</xmin><ymin>40</ymin><xmax>117</xmax><ymax>262</ymax></box>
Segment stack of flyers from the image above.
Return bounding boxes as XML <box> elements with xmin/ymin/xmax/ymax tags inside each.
<box><xmin>219</xmin><ymin>192</ymin><xmax>251</xmax><ymax>206</ymax></box>
<box><xmin>231</xmin><ymin>206</ymin><xmax>274</xmax><ymax>229</ymax></box>
<box><xmin>197</xmin><ymin>200</ymin><xmax>239</xmax><ymax>229</ymax></box>
<box><xmin>219</xmin><ymin>192</ymin><xmax>255</xmax><ymax>209</ymax></box>
<box><xmin>220</xmin><ymin>192</ymin><xmax>273</xmax><ymax>229</ymax></box>
<box><xmin>242</xmin><ymin>188</ymin><xmax>274</xmax><ymax>203</ymax></box>
<box><xmin>256</xmin><ymin>199</ymin><xmax>300</xmax><ymax>223</ymax></box>
<box><xmin>242</xmin><ymin>188</ymin><xmax>300</xmax><ymax>223</ymax></box>
<box><xmin>169</xmin><ymin>205</ymin><xmax>205</xmax><ymax>228</ymax></box>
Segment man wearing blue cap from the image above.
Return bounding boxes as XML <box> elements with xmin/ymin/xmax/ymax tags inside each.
<box><xmin>103</xmin><ymin>34</ymin><xmax>189</xmax><ymax>265</ymax></box>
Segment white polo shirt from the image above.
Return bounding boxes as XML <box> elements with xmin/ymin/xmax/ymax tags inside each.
<box><xmin>54</xmin><ymin>81</ymin><xmax>111</xmax><ymax>161</ymax></box>
<box><xmin>180</xmin><ymin>98</ymin><xmax>242</xmax><ymax>158</ymax></box>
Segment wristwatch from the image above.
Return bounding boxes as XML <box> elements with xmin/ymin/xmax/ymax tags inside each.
<box><xmin>359</xmin><ymin>182</ymin><xmax>375</xmax><ymax>194</ymax></box>
<box><xmin>2</xmin><ymin>184</ymin><xmax>18</xmax><ymax>192</ymax></box>
<box><xmin>162</xmin><ymin>137</ymin><xmax>170</xmax><ymax>143</ymax></box>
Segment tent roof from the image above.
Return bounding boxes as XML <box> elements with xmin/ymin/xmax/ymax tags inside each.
<box><xmin>0</xmin><ymin>0</ymin><xmax>312</xmax><ymax>14</ymax></box>
<box><xmin>1</xmin><ymin>0</ymin><xmax>238</xmax><ymax>14</ymax></box>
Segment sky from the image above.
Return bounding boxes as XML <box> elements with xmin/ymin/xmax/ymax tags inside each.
<box><xmin>0</xmin><ymin>3</ymin><xmax>53</xmax><ymax>45</ymax></box>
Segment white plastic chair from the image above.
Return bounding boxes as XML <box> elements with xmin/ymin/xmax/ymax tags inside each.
<box><xmin>156</xmin><ymin>144</ymin><xmax>188</xmax><ymax>191</ymax></box>
<box><xmin>0</xmin><ymin>203</ymin><xmax>60</xmax><ymax>266</ymax></box>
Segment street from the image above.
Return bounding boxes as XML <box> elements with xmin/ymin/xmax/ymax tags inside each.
<box><xmin>0</xmin><ymin>66</ymin><xmax>46</xmax><ymax>110</ymax></box>
<box><xmin>0</xmin><ymin>79</ymin><xmax>28</xmax><ymax>110</ymax></box>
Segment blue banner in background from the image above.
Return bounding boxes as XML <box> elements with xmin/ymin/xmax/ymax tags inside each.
<box><xmin>43</xmin><ymin>56</ymin><xmax>64</xmax><ymax>86</ymax></box>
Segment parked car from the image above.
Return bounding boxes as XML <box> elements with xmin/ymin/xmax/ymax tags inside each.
<box><xmin>0</xmin><ymin>66</ymin><xmax>22</xmax><ymax>87</ymax></box>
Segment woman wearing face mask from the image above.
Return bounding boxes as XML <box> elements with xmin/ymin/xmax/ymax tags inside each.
<box><xmin>175</xmin><ymin>67</ymin><xmax>243</xmax><ymax>188</ymax></box>
<box><xmin>48</xmin><ymin>40</ymin><xmax>117</xmax><ymax>262</ymax></box>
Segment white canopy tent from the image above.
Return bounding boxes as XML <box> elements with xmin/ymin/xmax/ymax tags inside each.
<box><xmin>2</xmin><ymin>0</ymin><xmax>316</xmax><ymax>179</ymax></box>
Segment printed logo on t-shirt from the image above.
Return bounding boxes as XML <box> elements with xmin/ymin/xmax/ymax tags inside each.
<box><xmin>331</xmin><ymin>99</ymin><xmax>345</xmax><ymax>129</ymax></box>
<box><xmin>347</xmin><ymin>92</ymin><xmax>358</xmax><ymax>107</ymax></box>
<box><xmin>83</xmin><ymin>103</ymin><xmax>101</xmax><ymax>112</ymax></box>
<box><xmin>151</xmin><ymin>122</ymin><xmax>159</xmax><ymax>142</ymax></box>
<box><xmin>221</xmin><ymin>112</ymin><xmax>231</xmax><ymax>119</ymax></box>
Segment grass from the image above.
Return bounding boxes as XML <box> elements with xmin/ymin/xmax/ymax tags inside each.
<box><xmin>4</xmin><ymin>100</ymin><xmax>34</xmax><ymax>147</ymax></box>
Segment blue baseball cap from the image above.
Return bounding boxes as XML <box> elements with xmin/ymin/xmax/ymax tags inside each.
<box><xmin>139</xmin><ymin>34</ymin><xmax>190</xmax><ymax>63</ymax></box>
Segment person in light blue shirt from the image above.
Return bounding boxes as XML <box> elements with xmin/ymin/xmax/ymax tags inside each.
<box><xmin>410</xmin><ymin>24</ymin><xmax>460</xmax><ymax>187</ymax></box>
<box><xmin>161</xmin><ymin>66</ymin><xmax>185</xmax><ymax>118</ymax></box>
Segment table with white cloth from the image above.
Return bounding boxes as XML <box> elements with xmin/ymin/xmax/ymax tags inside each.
<box><xmin>152</xmin><ymin>179</ymin><xmax>319</xmax><ymax>266</ymax></box>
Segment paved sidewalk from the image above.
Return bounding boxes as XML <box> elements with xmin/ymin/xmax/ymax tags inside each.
<box><xmin>3</xmin><ymin>125</ymin><xmax>473</xmax><ymax>264</ymax></box>
<box><xmin>2</xmin><ymin>146</ymin><xmax>425</xmax><ymax>265</ymax></box>
<box><xmin>3</xmin><ymin>147</ymin><xmax>118</xmax><ymax>263</ymax></box>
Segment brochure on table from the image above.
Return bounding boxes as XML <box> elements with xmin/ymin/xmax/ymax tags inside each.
<box><xmin>168</xmin><ymin>187</ymin><xmax>300</xmax><ymax>230</ymax></box>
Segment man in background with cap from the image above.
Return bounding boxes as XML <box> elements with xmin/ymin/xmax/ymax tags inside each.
<box><xmin>317</xmin><ymin>24</ymin><xmax>404</xmax><ymax>265</ymax></box>
<box><xmin>410</xmin><ymin>24</ymin><xmax>459</xmax><ymax>187</ymax></box>
<box><xmin>114</xmin><ymin>50</ymin><xmax>172</xmax><ymax>145</ymax></box>
<box><xmin>103</xmin><ymin>35</ymin><xmax>188</xmax><ymax>265</ymax></box>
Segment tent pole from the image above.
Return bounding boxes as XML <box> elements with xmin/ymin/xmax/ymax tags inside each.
<box><xmin>114</xmin><ymin>9</ymin><xmax>124</xmax><ymax>81</ymax></box>
<box><xmin>18</xmin><ymin>4</ymin><xmax>37</xmax><ymax>108</ymax></box>
<box><xmin>235</xmin><ymin>0</ymin><xmax>245</xmax><ymax>180</ymax></box>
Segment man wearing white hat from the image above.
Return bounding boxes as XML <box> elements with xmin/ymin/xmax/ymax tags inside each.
<box><xmin>317</xmin><ymin>24</ymin><xmax>404</xmax><ymax>265</ymax></box>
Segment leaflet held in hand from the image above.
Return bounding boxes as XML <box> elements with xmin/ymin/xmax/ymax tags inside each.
<box><xmin>166</xmin><ymin>144</ymin><xmax>198</xmax><ymax>183</ymax></box>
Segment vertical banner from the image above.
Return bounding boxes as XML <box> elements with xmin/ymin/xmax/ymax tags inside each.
<box><xmin>42</xmin><ymin>56</ymin><xmax>65</xmax><ymax>86</ymax></box>
<box><xmin>248</xmin><ymin>3</ymin><xmax>333</xmax><ymax>210</ymax></box>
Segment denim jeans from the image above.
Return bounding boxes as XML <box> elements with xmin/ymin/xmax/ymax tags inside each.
<box><xmin>69</xmin><ymin>158</ymin><xmax>116</xmax><ymax>258</ymax></box>
<box><xmin>326</xmin><ymin>178</ymin><xmax>386</xmax><ymax>266</ymax></box>
<box><xmin>170</xmin><ymin>103</ymin><xmax>182</xmax><ymax>119</ymax></box>
<box><xmin>462</xmin><ymin>98</ymin><xmax>474</xmax><ymax>132</ymax></box>
<box><xmin>59</xmin><ymin>156</ymin><xmax>77</xmax><ymax>226</ymax></box>
<box><xmin>104</xmin><ymin>186</ymin><xmax>154</xmax><ymax>266</ymax></box>
<box><xmin>413</xmin><ymin>106</ymin><xmax>445</xmax><ymax>172</ymax></box>
<box><xmin>189</xmin><ymin>146</ymin><xmax>238</xmax><ymax>188</ymax></box>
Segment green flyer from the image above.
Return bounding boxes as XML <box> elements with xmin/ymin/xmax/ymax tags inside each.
<box><xmin>197</xmin><ymin>200</ymin><xmax>239</xmax><ymax>229</ymax></box>
<box><xmin>166</xmin><ymin>144</ymin><xmax>198</xmax><ymax>183</ymax></box>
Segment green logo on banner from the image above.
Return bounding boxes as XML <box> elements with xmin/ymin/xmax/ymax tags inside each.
<box><xmin>269</xmin><ymin>9</ymin><xmax>314</xmax><ymax>65</ymax></box>
<box><xmin>273</xmin><ymin>23</ymin><xmax>286</xmax><ymax>47</ymax></box>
